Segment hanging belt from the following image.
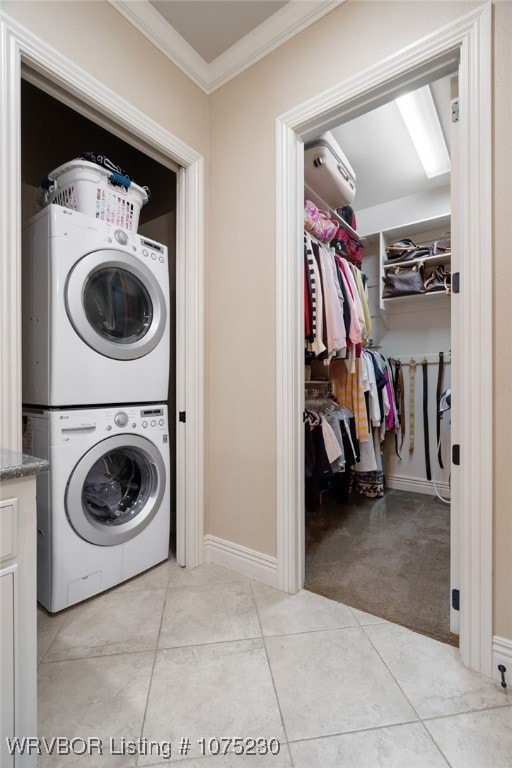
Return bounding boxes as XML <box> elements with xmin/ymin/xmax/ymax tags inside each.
<box><xmin>422</xmin><ymin>358</ymin><xmax>431</xmax><ymax>481</ymax></box>
<box><xmin>409</xmin><ymin>359</ymin><xmax>417</xmax><ymax>454</ymax></box>
<box><xmin>393</xmin><ymin>360</ymin><xmax>405</xmax><ymax>458</ymax></box>
<box><xmin>436</xmin><ymin>351</ymin><xmax>444</xmax><ymax>468</ymax></box>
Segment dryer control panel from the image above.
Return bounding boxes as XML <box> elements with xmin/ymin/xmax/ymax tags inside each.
<box><xmin>42</xmin><ymin>204</ymin><xmax>169</xmax><ymax>268</ymax></box>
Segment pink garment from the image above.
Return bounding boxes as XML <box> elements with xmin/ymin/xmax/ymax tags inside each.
<box><xmin>316</xmin><ymin>244</ymin><xmax>347</xmax><ymax>358</ymax></box>
<box><xmin>335</xmin><ymin>256</ymin><xmax>362</xmax><ymax>346</ymax></box>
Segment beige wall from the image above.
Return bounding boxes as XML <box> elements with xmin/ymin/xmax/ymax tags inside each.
<box><xmin>2</xmin><ymin>0</ymin><xmax>208</xmax><ymax>155</ymax></box>
<box><xmin>492</xmin><ymin>0</ymin><xmax>512</xmax><ymax>640</ymax></box>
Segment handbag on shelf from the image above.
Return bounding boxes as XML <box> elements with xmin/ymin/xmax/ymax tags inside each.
<box><xmin>304</xmin><ymin>199</ymin><xmax>338</xmax><ymax>243</ymax></box>
<box><xmin>424</xmin><ymin>264</ymin><xmax>451</xmax><ymax>294</ymax></box>
<box><xmin>382</xmin><ymin>262</ymin><xmax>426</xmax><ymax>298</ymax></box>
<box><xmin>385</xmin><ymin>238</ymin><xmax>431</xmax><ymax>263</ymax></box>
<box><xmin>431</xmin><ymin>234</ymin><xmax>451</xmax><ymax>255</ymax></box>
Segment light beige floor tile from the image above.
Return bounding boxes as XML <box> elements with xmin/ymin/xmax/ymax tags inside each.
<box><xmin>37</xmin><ymin>605</ymin><xmax>68</xmax><ymax>663</ymax></box>
<box><xmin>140</xmin><ymin>640</ymin><xmax>285</xmax><ymax>764</ymax></box>
<box><xmin>350</xmin><ymin>607</ymin><xmax>388</xmax><ymax>626</ymax></box>
<box><xmin>252</xmin><ymin>583</ymin><xmax>358</xmax><ymax>636</ymax></box>
<box><xmin>158</xmin><ymin>582</ymin><xmax>261</xmax><ymax>648</ymax></box>
<box><xmin>144</xmin><ymin>749</ymin><xmax>292</xmax><ymax>767</ymax></box>
<box><xmin>116</xmin><ymin>559</ymin><xmax>173</xmax><ymax>592</ymax></box>
<box><xmin>365</xmin><ymin>622</ymin><xmax>510</xmax><ymax>718</ymax></box>
<box><xmin>44</xmin><ymin>588</ymin><xmax>166</xmax><ymax>661</ymax></box>
<box><xmin>38</xmin><ymin>651</ymin><xmax>154</xmax><ymax>767</ymax></box>
<box><xmin>167</xmin><ymin>561</ymin><xmax>250</xmax><ymax>590</ymax></box>
<box><xmin>265</xmin><ymin>627</ymin><xmax>417</xmax><ymax>741</ymax></box>
<box><xmin>289</xmin><ymin>722</ymin><xmax>449</xmax><ymax>767</ymax></box>
<box><xmin>425</xmin><ymin>707</ymin><xmax>512</xmax><ymax>768</ymax></box>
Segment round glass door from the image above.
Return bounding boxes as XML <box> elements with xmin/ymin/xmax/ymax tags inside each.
<box><xmin>65</xmin><ymin>250</ymin><xmax>167</xmax><ymax>360</ymax></box>
<box><xmin>66</xmin><ymin>435</ymin><xmax>166</xmax><ymax>546</ymax></box>
<box><xmin>84</xmin><ymin>267</ymin><xmax>153</xmax><ymax>344</ymax></box>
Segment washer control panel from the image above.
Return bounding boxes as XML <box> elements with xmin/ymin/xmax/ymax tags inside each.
<box><xmin>48</xmin><ymin>406</ymin><xmax>168</xmax><ymax>445</ymax></box>
<box><xmin>104</xmin><ymin>407</ymin><xmax>167</xmax><ymax>434</ymax></box>
<box><xmin>114</xmin><ymin>411</ymin><xmax>129</xmax><ymax>427</ymax></box>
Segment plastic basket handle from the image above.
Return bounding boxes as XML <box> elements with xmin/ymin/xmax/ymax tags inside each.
<box><xmin>108</xmin><ymin>172</ymin><xmax>131</xmax><ymax>190</ymax></box>
<box><xmin>36</xmin><ymin>176</ymin><xmax>55</xmax><ymax>207</ymax></box>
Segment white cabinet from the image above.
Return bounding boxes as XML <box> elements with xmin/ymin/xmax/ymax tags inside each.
<box><xmin>0</xmin><ymin>475</ymin><xmax>38</xmax><ymax>768</ymax></box>
<box><xmin>379</xmin><ymin>214</ymin><xmax>451</xmax><ymax>313</ymax></box>
<box><xmin>1</xmin><ymin>567</ymin><xmax>15</xmax><ymax>768</ymax></box>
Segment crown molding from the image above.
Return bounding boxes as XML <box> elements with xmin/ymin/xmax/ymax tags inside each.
<box><xmin>108</xmin><ymin>0</ymin><xmax>344</xmax><ymax>94</ymax></box>
<box><xmin>108</xmin><ymin>0</ymin><xmax>211</xmax><ymax>91</ymax></box>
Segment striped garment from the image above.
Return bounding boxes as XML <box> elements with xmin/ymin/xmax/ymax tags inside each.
<box><xmin>329</xmin><ymin>358</ymin><xmax>370</xmax><ymax>443</ymax></box>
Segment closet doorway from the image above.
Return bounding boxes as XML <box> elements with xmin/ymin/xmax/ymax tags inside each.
<box><xmin>275</xmin><ymin>6</ymin><xmax>492</xmax><ymax>675</ymax></box>
<box><xmin>303</xmin><ymin>73</ymin><xmax>456</xmax><ymax>646</ymax></box>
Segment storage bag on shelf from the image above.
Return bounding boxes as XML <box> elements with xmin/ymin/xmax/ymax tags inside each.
<box><xmin>304</xmin><ymin>131</ymin><xmax>356</xmax><ymax>208</ymax></box>
<box><xmin>304</xmin><ymin>199</ymin><xmax>338</xmax><ymax>243</ymax></box>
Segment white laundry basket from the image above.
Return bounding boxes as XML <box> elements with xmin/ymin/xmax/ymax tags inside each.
<box><xmin>37</xmin><ymin>159</ymin><xmax>148</xmax><ymax>231</ymax></box>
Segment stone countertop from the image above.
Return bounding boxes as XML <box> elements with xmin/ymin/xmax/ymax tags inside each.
<box><xmin>0</xmin><ymin>448</ymin><xmax>49</xmax><ymax>480</ymax></box>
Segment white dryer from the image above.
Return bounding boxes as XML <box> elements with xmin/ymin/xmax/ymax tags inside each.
<box><xmin>22</xmin><ymin>205</ymin><xmax>170</xmax><ymax>407</ymax></box>
<box><xmin>23</xmin><ymin>404</ymin><xmax>170</xmax><ymax>613</ymax></box>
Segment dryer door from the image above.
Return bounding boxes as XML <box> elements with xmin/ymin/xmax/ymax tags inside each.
<box><xmin>65</xmin><ymin>250</ymin><xmax>167</xmax><ymax>360</ymax></box>
<box><xmin>65</xmin><ymin>434</ymin><xmax>166</xmax><ymax>546</ymax></box>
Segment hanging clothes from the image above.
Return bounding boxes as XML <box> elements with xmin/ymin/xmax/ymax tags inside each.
<box><xmin>303</xmin><ymin>212</ymin><xmax>392</xmax><ymax>502</ymax></box>
<box><xmin>329</xmin><ymin>357</ymin><xmax>370</xmax><ymax>443</ymax></box>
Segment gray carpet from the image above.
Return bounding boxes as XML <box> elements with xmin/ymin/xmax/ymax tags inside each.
<box><xmin>305</xmin><ymin>488</ymin><xmax>459</xmax><ymax>647</ymax></box>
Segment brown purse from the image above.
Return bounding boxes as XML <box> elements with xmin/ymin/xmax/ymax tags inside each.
<box><xmin>382</xmin><ymin>262</ymin><xmax>425</xmax><ymax>298</ymax></box>
<box><xmin>424</xmin><ymin>264</ymin><xmax>451</xmax><ymax>293</ymax></box>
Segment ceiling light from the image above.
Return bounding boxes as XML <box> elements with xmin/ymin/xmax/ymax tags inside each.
<box><xmin>396</xmin><ymin>85</ymin><xmax>450</xmax><ymax>178</ymax></box>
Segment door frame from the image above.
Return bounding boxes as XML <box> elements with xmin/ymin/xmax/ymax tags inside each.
<box><xmin>275</xmin><ymin>4</ymin><xmax>492</xmax><ymax>675</ymax></box>
<box><xmin>0</xmin><ymin>12</ymin><xmax>205</xmax><ymax>568</ymax></box>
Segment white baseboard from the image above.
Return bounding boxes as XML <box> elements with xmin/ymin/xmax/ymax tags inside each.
<box><xmin>203</xmin><ymin>535</ymin><xmax>278</xmax><ymax>588</ymax></box>
<box><xmin>492</xmin><ymin>635</ymin><xmax>512</xmax><ymax>688</ymax></box>
<box><xmin>385</xmin><ymin>473</ymin><xmax>451</xmax><ymax>498</ymax></box>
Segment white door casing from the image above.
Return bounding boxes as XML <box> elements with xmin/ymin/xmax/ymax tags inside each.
<box><xmin>0</xmin><ymin>11</ymin><xmax>205</xmax><ymax>568</ymax></box>
<box><xmin>275</xmin><ymin>4</ymin><xmax>492</xmax><ymax>675</ymax></box>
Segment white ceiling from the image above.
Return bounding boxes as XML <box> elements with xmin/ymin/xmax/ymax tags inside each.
<box><xmin>331</xmin><ymin>76</ymin><xmax>452</xmax><ymax>211</ymax></box>
<box><xmin>150</xmin><ymin>0</ymin><xmax>289</xmax><ymax>63</ymax></box>
<box><xmin>108</xmin><ymin>0</ymin><xmax>344</xmax><ymax>93</ymax></box>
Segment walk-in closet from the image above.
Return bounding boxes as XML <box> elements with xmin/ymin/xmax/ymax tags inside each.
<box><xmin>303</xmin><ymin>74</ymin><xmax>456</xmax><ymax>645</ymax></box>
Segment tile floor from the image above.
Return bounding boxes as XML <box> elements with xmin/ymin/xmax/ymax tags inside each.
<box><xmin>37</xmin><ymin>558</ymin><xmax>511</xmax><ymax>767</ymax></box>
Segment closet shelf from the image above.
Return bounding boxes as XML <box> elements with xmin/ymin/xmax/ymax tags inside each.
<box><xmin>304</xmin><ymin>183</ymin><xmax>361</xmax><ymax>241</ymax></box>
<box><xmin>383</xmin><ymin>252</ymin><xmax>451</xmax><ymax>270</ymax></box>
<box><xmin>383</xmin><ymin>290</ymin><xmax>450</xmax><ymax>302</ymax></box>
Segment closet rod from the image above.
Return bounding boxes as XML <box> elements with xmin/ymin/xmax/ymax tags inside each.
<box><xmin>390</xmin><ymin>353</ymin><xmax>451</xmax><ymax>365</ymax></box>
<box><xmin>304</xmin><ymin>230</ymin><xmax>334</xmax><ymax>250</ymax></box>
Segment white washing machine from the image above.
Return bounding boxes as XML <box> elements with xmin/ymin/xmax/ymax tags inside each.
<box><xmin>23</xmin><ymin>404</ymin><xmax>170</xmax><ymax>613</ymax></box>
<box><xmin>22</xmin><ymin>204</ymin><xmax>170</xmax><ymax>407</ymax></box>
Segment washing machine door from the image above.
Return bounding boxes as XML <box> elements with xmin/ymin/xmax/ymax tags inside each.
<box><xmin>65</xmin><ymin>434</ymin><xmax>166</xmax><ymax>546</ymax></box>
<box><xmin>65</xmin><ymin>250</ymin><xmax>167</xmax><ymax>360</ymax></box>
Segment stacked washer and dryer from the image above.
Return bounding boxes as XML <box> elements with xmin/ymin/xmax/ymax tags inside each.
<box><xmin>22</xmin><ymin>185</ymin><xmax>172</xmax><ymax>613</ymax></box>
